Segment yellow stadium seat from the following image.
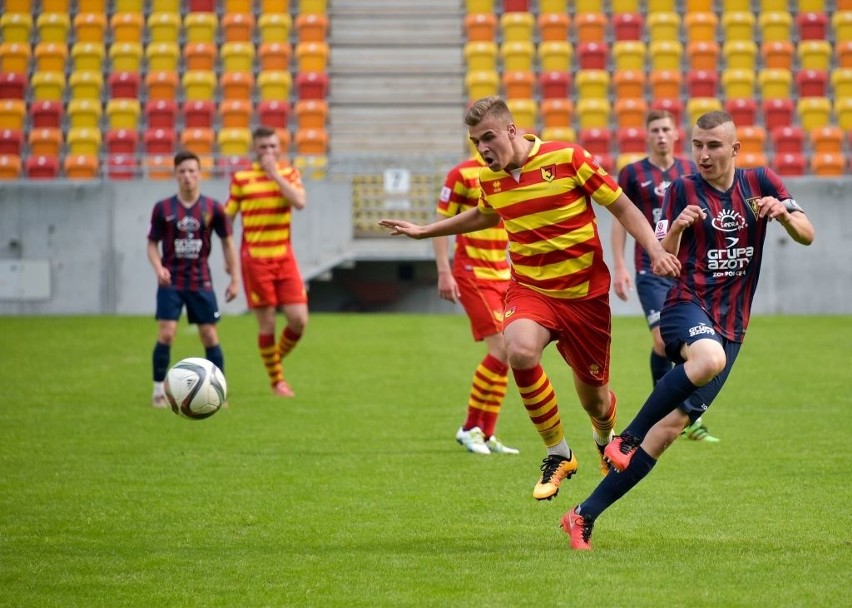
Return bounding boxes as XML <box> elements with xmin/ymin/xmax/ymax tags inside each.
<box><xmin>649</xmin><ymin>69</ymin><xmax>682</xmax><ymax>99</ymax></box>
<box><xmin>647</xmin><ymin>12</ymin><xmax>680</xmax><ymax>42</ymax></box>
<box><xmin>834</xmin><ymin>97</ymin><xmax>852</xmax><ymax>131</ymax></box>
<box><xmin>649</xmin><ymin>41</ymin><xmax>682</xmax><ymax>71</ymax></box>
<box><xmin>221</xmin><ymin>42</ymin><xmax>256</xmax><ymax>73</ymax></box>
<box><xmin>762</xmin><ymin>41</ymin><xmax>794</xmax><ymax>70</ymax></box>
<box><xmin>797</xmin><ymin>40</ymin><xmax>832</xmax><ymax>71</ymax></box>
<box><xmin>257</xmin><ymin>71</ymin><xmax>291</xmax><ymax>101</ymax></box>
<box><xmin>722</xmin><ymin>69</ymin><xmax>756</xmax><ymax>98</ymax></box>
<box><xmin>540</xmin><ymin>0</ymin><xmax>565</xmax><ymax>10</ymax></box>
<box><xmin>225</xmin><ymin>0</ymin><xmax>252</xmax><ymax>12</ymax></box>
<box><xmin>687</xmin><ymin>40</ymin><xmax>719</xmax><ymax>71</ymax></box>
<box><xmin>182</xmin><ymin>70</ymin><xmax>217</xmax><ymax>102</ymax></box>
<box><xmin>31</xmin><ymin>71</ymin><xmax>65</xmax><ymax>102</ymax></box>
<box><xmin>110</xmin><ymin>13</ymin><xmax>144</xmax><ymax>43</ymax></box>
<box><xmin>613</xmin><ymin>70</ymin><xmax>645</xmax><ymax>100</ymax></box>
<box><xmin>758</xmin><ymin>69</ymin><xmax>793</xmax><ymax>100</ymax></box>
<box><xmin>611</xmin><ymin>0</ymin><xmax>639</xmax><ymax>12</ymax></box>
<box><xmin>502</xmin><ymin>71</ymin><xmax>535</xmax><ymax>99</ymax></box>
<box><xmin>0</xmin><ymin>100</ymin><xmax>26</xmax><ymax>130</ymax></box>
<box><xmin>575</xmin><ymin>12</ymin><xmax>607</xmax><ymax>43</ymax></box>
<box><xmin>538</xmin><ymin>41</ymin><xmax>572</xmax><ymax>72</ymax></box>
<box><xmin>686</xmin><ymin>97</ymin><xmax>722</xmax><ymax>125</ymax></box>
<box><xmin>614</xmin><ymin>97</ymin><xmax>647</xmax><ymax>128</ymax></box>
<box><xmin>721</xmin><ymin>12</ymin><xmax>755</xmax><ymax>41</ymax></box>
<box><xmin>64</xmin><ymin>154</ymin><xmax>100</xmax><ymax>180</ymax></box>
<box><xmin>541</xmin><ymin>127</ymin><xmax>576</xmax><ymax>142</ymax></box>
<box><xmin>466</xmin><ymin>0</ymin><xmax>494</xmax><ymax>11</ymax></box>
<box><xmin>538</xmin><ymin>13</ymin><xmax>570</xmax><ymax>42</ymax></box>
<box><xmin>260</xmin><ymin>0</ymin><xmax>289</xmax><ymax>11</ymax></box>
<box><xmin>576</xmin><ymin>0</ymin><xmax>606</xmax><ymax>11</ymax></box>
<box><xmin>67</xmin><ymin>127</ymin><xmax>102</xmax><ymax>156</ymax></box>
<box><xmin>684</xmin><ymin>12</ymin><xmax>717</xmax><ymax>42</ymax></box>
<box><xmin>182</xmin><ymin>12</ymin><xmax>216</xmax><ymax>44</ymax></box>
<box><xmin>105</xmin><ymin>98</ymin><xmax>140</xmax><ymax>130</ymax></box>
<box><xmin>810</xmin><ymin>153</ymin><xmax>844</xmax><ymax>176</ymax></box>
<box><xmin>109</xmin><ymin>42</ymin><xmax>143</xmax><ymax>72</ymax></box>
<box><xmin>500</xmin><ymin>12</ymin><xmax>534</xmax><ymax>42</ymax></box>
<box><xmin>464</xmin><ymin>42</ymin><xmax>498</xmax><ymax>71</ymax></box>
<box><xmin>74</xmin><ymin>12</ymin><xmax>107</xmax><ymax>43</ymax></box>
<box><xmin>500</xmin><ymin>41</ymin><xmax>535</xmax><ymax>72</ymax></box>
<box><xmin>0</xmin><ymin>43</ymin><xmax>30</xmax><ymax>74</ymax></box>
<box><xmin>723</xmin><ymin>40</ymin><xmax>757</xmax><ymax>71</ymax></box>
<box><xmin>758</xmin><ymin>11</ymin><xmax>792</xmax><ymax>42</ymax></box>
<box><xmin>146</xmin><ymin>42</ymin><xmax>180</xmax><ymax>72</ymax></box>
<box><xmin>832</xmin><ymin>11</ymin><xmax>852</xmax><ymax>43</ymax></box>
<box><xmin>612</xmin><ymin>41</ymin><xmax>646</xmax><ymax>72</ymax></box>
<box><xmin>4</xmin><ymin>0</ymin><xmax>32</xmax><ymax>13</ymax></box>
<box><xmin>294</xmin><ymin>128</ymin><xmax>328</xmax><ymax>155</ymax></box>
<box><xmin>832</xmin><ymin>68</ymin><xmax>852</xmax><ymax>99</ymax></box>
<box><xmin>295</xmin><ymin>42</ymin><xmax>329</xmax><ymax>72</ymax></box>
<box><xmin>184</xmin><ymin>42</ymin><xmax>218</xmax><ymax>71</ymax></box>
<box><xmin>151</xmin><ymin>0</ymin><xmax>180</xmax><ymax>10</ymax></box>
<box><xmin>29</xmin><ymin>128</ymin><xmax>63</xmax><ymax>157</ymax></box>
<box><xmin>576</xmin><ymin>98</ymin><xmax>611</xmax><ymax>129</ymax></box>
<box><xmin>222</xmin><ymin>13</ymin><xmax>255</xmax><ymax>43</ymax></box>
<box><xmin>67</xmin><ymin>98</ymin><xmax>102</xmax><ymax>129</ymax></box>
<box><xmin>575</xmin><ymin>69</ymin><xmax>609</xmax><ymax>99</ymax></box>
<box><xmin>37</xmin><ymin>13</ymin><xmax>71</xmax><ymax>44</ymax></box>
<box><xmin>722</xmin><ymin>0</ymin><xmax>750</xmax><ymax>9</ymax></box>
<box><xmin>0</xmin><ymin>13</ymin><xmax>33</xmax><ymax>44</ymax></box>
<box><xmin>505</xmin><ymin>98</ymin><xmax>538</xmax><ymax>131</ymax></box>
<box><xmin>797</xmin><ymin>0</ymin><xmax>825</xmax><ymax>9</ymax></box>
<box><xmin>71</xmin><ymin>42</ymin><xmax>104</xmax><ymax>72</ymax></box>
<box><xmin>540</xmin><ymin>98</ymin><xmax>573</xmax><ymax>128</ymax></box>
<box><xmin>648</xmin><ymin>0</ymin><xmax>676</xmax><ymax>9</ymax></box>
<box><xmin>115</xmin><ymin>0</ymin><xmax>143</xmax><ymax>10</ymax></box>
<box><xmin>299</xmin><ymin>0</ymin><xmax>327</xmax><ymax>13</ymax></box>
<box><xmin>465</xmin><ymin>70</ymin><xmax>499</xmax><ymax>99</ymax></box>
<box><xmin>259</xmin><ymin>13</ymin><xmax>293</xmax><ymax>44</ymax></box>
<box><xmin>69</xmin><ymin>71</ymin><xmax>103</xmax><ymax>101</ymax></box>
<box><xmin>796</xmin><ymin>97</ymin><xmax>831</xmax><ymax>130</ymax></box>
<box><xmin>220</xmin><ymin>99</ymin><xmax>252</xmax><ymax>129</ymax></box>
<box><xmin>147</xmin><ymin>12</ymin><xmax>181</xmax><ymax>44</ymax></box>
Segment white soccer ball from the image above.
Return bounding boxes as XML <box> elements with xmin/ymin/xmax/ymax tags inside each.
<box><xmin>164</xmin><ymin>357</ymin><xmax>227</xmax><ymax>420</ymax></box>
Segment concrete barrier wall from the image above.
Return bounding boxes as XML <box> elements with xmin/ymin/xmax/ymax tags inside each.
<box><xmin>0</xmin><ymin>176</ymin><xmax>850</xmax><ymax>315</ymax></box>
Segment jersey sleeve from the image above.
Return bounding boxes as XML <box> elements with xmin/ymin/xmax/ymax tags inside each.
<box><xmin>760</xmin><ymin>167</ymin><xmax>791</xmax><ymax>202</ymax></box>
<box><xmin>224</xmin><ymin>175</ymin><xmax>242</xmax><ymax>217</ymax></box>
<box><xmin>656</xmin><ymin>177</ymin><xmax>687</xmax><ymax>238</ymax></box>
<box><xmin>211</xmin><ymin>200</ymin><xmax>232</xmax><ymax>238</ymax></box>
<box><xmin>147</xmin><ymin>201</ymin><xmax>164</xmax><ymax>242</ymax></box>
<box><xmin>437</xmin><ymin>165</ymin><xmax>466</xmax><ymax>218</ymax></box>
<box><xmin>574</xmin><ymin>147</ymin><xmax>623</xmax><ymax>207</ymax></box>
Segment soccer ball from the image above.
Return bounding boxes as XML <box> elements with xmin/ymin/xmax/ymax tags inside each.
<box><xmin>164</xmin><ymin>357</ymin><xmax>227</xmax><ymax>420</ymax></box>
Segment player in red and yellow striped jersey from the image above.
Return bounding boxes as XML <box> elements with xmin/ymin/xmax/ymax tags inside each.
<box><xmin>225</xmin><ymin>126</ymin><xmax>308</xmax><ymax>398</ymax></box>
<box><xmin>434</xmin><ymin>155</ymin><xmax>518</xmax><ymax>455</ymax></box>
<box><xmin>381</xmin><ymin>97</ymin><xmax>681</xmax><ymax>500</ymax></box>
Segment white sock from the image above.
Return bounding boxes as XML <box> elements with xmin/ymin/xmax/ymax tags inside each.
<box><xmin>546</xmin><ymin>438</ymin><xmax>571</xmax><ymax>459</ymax></box>
<box><xmin>153</xmin><ymin>381</ymin><xmax>164</xmax><ymax>396</ymax></box>
<box><xmin>592</xmin><ymin>429</ymin><xmax>614</xmax><ymax>447</ymax></box>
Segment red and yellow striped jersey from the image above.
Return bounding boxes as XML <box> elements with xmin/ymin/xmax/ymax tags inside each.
<box><xmin>437</xmin><ymin>157</ymin><xmax>510</xmax><ymax>282</ymax></box>
<box><xmin>477</xmin><ymin>135</ymin><xmax>622</xmax><ymax>300</ymax></box>
<box><xmin>225</xmin><ymin>162</ymin><xmax>304</xmax><ymax>259</ymax></box>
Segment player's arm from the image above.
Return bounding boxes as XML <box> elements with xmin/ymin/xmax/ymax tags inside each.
<box><xmin>220</xmin><ymin>235</ymin><xmax>240</xmax><ymax>302</ymax></box>
<box><xmin>608</xmin><ymin>193</ymin><xmax>681</xmax><ymax>277</ymax></box>
<box><xmin>379</xmin><ymin>207</ymin><xmax>498</xmax><ymax>239</ymax></box>
<box><xmin>610</xmin><ymin>218</ymin><xmax>631</xmax><ymax>302</ymax></box>
<box><xmin>261</xmin><ymin>158</ymin><xmax>306</xmax><ymax>210</ymax></box>
<box><xmin>756</xmin><ymin>197</ymin><xmax>815</xmax><ymax>246</ymax></box>
<box><xmin>659</xmin><ymin>204</ymin><xmax>707</xmax><ymax>255</ymax></box>
<box><xmin>146</xmin><ymin>240</ymin><xmax>170</xmax><ymax>286</ymax></box>
<box><xmin>433</xmin><ymin>233</ymin><xmax>460</xmax><ymax>302</ymax></box>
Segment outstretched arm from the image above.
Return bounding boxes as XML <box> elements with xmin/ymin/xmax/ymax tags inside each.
<box><xmin>607</xmin><ymin>193</ymin><xmax>681</xmax><ymax>277</ymax></box>
<box><xmin>379</xmin><ymin>207</ymin><xmax>498</xmax><ymax>240</ymax></box>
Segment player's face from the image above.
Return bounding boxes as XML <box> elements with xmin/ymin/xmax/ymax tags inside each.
<box><xmin>468</xmin><ymin>115</ymin><xmax>517</xmax><ymax>172</ymax></box>
<box><xmin>647</xmin><ymin>117</ymin><xmax>678</xmax><ymax>156</ymax></box>
<box><xmin>253</xmin><ymin>135</ymin><xmax>281</xmax><ymax>161</ymax></box>
<box><xmin>175</xmin><ymin>160</ymin><xmax>201</xmax><ymax>194</ymax></box>
<box><xmin>691</xmin><ymin>123</ymin><xmax>740</xmax><ymax>186</ymax></box>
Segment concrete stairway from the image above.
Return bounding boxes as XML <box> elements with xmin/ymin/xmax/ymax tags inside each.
<box><xmin>327</xmin><ymin>0</ymin><xmax>467</xmax><ymax>157</ymax></box>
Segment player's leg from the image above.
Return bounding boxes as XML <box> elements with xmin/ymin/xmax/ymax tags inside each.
<box><xmin>242</xmin><ymin>257</ymin><xmax>289</xmax><ymax>395</ymax></box>
<box><xmin>152</xmin><ymin>286</ymin><xmax>181</xmax><ymax>408</ymax></box>
<box><xmin>636</xmin><ymin>274</ymin><xmax>674</xmax><ymax>387</ymax></box>
<box><xmin>275</xmin><ymin>256</ymin><xmax>308</xmax><ymax>361</ymax></box>
<box><xmin>186</xmin><ymin>289</ymin><xmax>224</xmax><ymax>373</ymax></box>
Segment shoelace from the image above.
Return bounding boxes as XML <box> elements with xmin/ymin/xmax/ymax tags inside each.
<box><xmin>617</xmin><ymin>433</ymin><xmax>640</xmax><ymax>454</ymax></box>
<box><xmin>540</xmin><ymin>455</ymin><xmax>568</xmax><ymax>479</ymax></box>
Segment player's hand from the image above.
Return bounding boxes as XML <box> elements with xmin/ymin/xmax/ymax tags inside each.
<box><xmin>259</xmin><ymin>153</ymin><xmax>279</xmax><ymax>177</ymax></box>
<box><xmin>157</xmin><ymin>267</ymin><xmax>171</xmax><ymax>286</ymax></box>
<box><xmin>378</xmin><ymin>219</ymin><xmax>427</xmax><ymax>239</ymax></box>
<box><xmin>650</xmin><ymin>249</ymin><xmax>681</xmax><ymax>278</ymax></box>
<box><xmin>437</xmin><ymin>271</ymin><xmax>460</xmax><ymax>303</ymax></box>
<box><xmin>612</xmin><ymin>267</ymin><xmax>633</xmax><ymax>302</ymax></box>
<box><xmin>225</xmin><ymin>281</ymin><xmax>239</xmax><ymax>302</ymax></box>
<box><xmin>755</xmin><ymin>196</ymin><xmax>787</xmax><ymax>222</ymax></box>
<box><xmin>673</xmin><ymin>204</ymin><xmax>707</xmax><ymax>232</ymax></box>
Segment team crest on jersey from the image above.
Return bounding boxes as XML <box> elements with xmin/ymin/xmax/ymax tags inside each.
<box><xmin>745</xmin><ymin>197</ymin><xmax>760</xmax><ymax>217</ymax></box>
<box><xmin>541</xmin><ymin>165</ymin><xmax>556</xmax><ymax>183</ymax></box>
<box><xmin>177</xmin><ymin>216</ymin><xmax>201</xmax><ymax>234</ymax></box>
<box><xmin>588</xmin><ymin>363</ymin><xmax>604</xmax><ymax>380</ymax></box>
<box><xmin>654</xmin><ymin>180</ymin><xmax>672</xmax><ymax>198</ymax></box>
<box><xmin>711</xmin><ymin>209</ymin><xmax>747</xmax><ymax>232</ymax></box>
<box><xmin>504</xmin><ymin>306</ymin><xmax>515</xmax><ymax>319</ymax></box>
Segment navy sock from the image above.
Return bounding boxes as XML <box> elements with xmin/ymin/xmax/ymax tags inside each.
<box><xmin>650</xmin><ymin>351</ymin><xmax>672</xmax><ymax>386</ymax></box>
<box><xmin>153</xmin><ymin>342</ymin><xmax>170</xmax><ymax>382</ymax></box>
<box><xmin>206</xmin><ymin>345</ymin><xmax>224</xmax><ymax>374</ymax></box>
<box><xmin>624</xmin><ymin>364</ymin><xmax>697</xmax><ymax>439</ymax></box>
<box><xmin>579</xmin><ymin>447</ymin><xmax>657</xmax><ymax>520</ymax></box>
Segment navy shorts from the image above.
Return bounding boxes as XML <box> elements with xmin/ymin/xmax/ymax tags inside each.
<box><xmin>156</xmin><ymin>286</ymin><xmax>220</xmax><ymax>325</ymax></box>
<box><xmin>660</xmin><ymin>301</ymin><xmax>742</xmax><ymax>422</ymax></box>
<box><xmin>635</xmin><ymin>272</ymin><xmax>674</xmax><ymax>329</ymax></box>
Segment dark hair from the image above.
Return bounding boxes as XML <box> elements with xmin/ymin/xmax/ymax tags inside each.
<box><xmin>464</xmin><ymin>96</ymin><xmax>513</xmax><ymax>127</ymax></box>
<box><xmin>173</xmin><ymin>150</ymin><xmax>200</xmax><ymax>168</ymax></box>
<box><xmin>252</xmin><ymin>125</ymin><xmax>278</xmax><ymax>140</ymax></box>
<box><xmin>696</xmin><ymin>111</ymin><xmax>734</xmax><ymax>130</ymax></box>
<box><xmin>646</xmin><ymin>109</ymin><xmax>676</xmax><ymax>127</ymax></box>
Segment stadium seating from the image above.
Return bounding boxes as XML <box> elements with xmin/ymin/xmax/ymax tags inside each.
<box><xmin>64</xmin><ymin>154</ymin><xmax>100</xmax><ymax>179</ymax></box>
<box><xmin>0</xmin><ymin>100</ymin><xmax>26</xmax><ymax>130</ymax></box>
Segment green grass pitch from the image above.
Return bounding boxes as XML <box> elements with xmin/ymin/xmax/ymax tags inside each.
<box><xmin>1</xmin><ymin>313</ymin><xmax>850</xmax><ymax>607</ymax></box>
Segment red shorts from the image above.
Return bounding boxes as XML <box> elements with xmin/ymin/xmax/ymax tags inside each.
<box><xmin>241</xmin><ymin>252</ymin><xmax>308</xmax><ymax>309</ymax></box>
<box><xmin>503</xmin><ymin>283</ymin><xmax>611</xmax><ymax>386</ymax></box>
<box><xmin>454</xmin><ymin>270</ymin><xmax>508</xmax><ymax>341</ymax></box>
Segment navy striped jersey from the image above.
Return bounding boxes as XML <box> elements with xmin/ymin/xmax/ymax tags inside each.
<box><xmin>147</xmin><ymin>195</ymin><xmax>232</xmax><ymax>291</ymax></box>
<box><xmin>617</xmin><ymin>157</ymin><xmax>696</xmax><ymax>274</ymax></box>
<box><xmin>656</xmin><ymin>167</ymin><xmax>791</xmax><ymax>342</ymax></box>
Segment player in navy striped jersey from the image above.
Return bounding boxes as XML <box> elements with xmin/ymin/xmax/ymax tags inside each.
<box><xmin>147</xmin><ymin>151</ymin><xmax>240</xmax><ymax>408</ymax></box>
<box><xmin>564</xmin><ymin>111</ymin><xmax>815</xmax><ymax>549</ymax></box>
<box><xmin>611</xmin><ymin>110</ymin><xmax>718</xmax><ymax>442</ymax></box>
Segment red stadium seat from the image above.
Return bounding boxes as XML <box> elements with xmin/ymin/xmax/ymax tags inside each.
<box><xmin>650</xmin><ymin>98</ymin><xmax>684</xmax><ymax>126</ymax></box>
<box><xmin>796</xmin><ymin>12</ymin><xmax>828</xmax><ymax>40</ymax></box>
<box><xmin>183</xmin><ymin>100</ymin><xmax>215</xmax><ymax>129</ymax></box>
<box><xmin>0</xmin><ymin>128</ymin><xmax>23</xmax><ymax>155</ymax></box>
<box><xmin>295</xmin><ymin>72</ymin><xmax>328</xmax><ymax>100</ymax></box>
<box><xmin>107</xmin><ymin>153</ymin><xmax>138</xmax><ymax>180</ymax></box>
<box><xmin>770</xmin><ymin>126</ymin><xmax>805</xmax><ymax>154</ymax></box>
<box><xmin>539</xmin><ymin>71</ymin><xmax>572</xmax><ymax>99</ymax></box>
<box><xmin>0</xmin><ymin>73</ymin><xmax>27</xmax><ymax>100</ymax></box>
<box><xmin>724</xmin><ymin>98</ymin><xmax>758</xmax><ymax>127</ymax></box>
<box><xmin>578</xmin><ymin>127</ymin><xmax>612</xmax><ymax>156</ymax></box>
<box><xmin>612</xmin><ymin>13</ymin><xmax>643</xmax><ymax>40</ymax></box>
<box><xmin>762</xmin><ymin>98</ymin><xmax>795</xmax><ymax>131</ymax></box>
<box><xmin>108</xmin><ymin>71</ymin><xmax>140</xmax><ymax>99</ymax></box>
<box><xmin>145</xmin><ymin>100</ymin><xmax>177</xmax><ymax>130</ymax></box>
<box><xmin>577</xmin><ymin>42</ymin><xmax>609</xmax><ymax>70</ymax></box>
<box><xmin>686</xmin><ymin>70</ymin><xmax>718</xmax><ymax>98</ymax></box>
<box><xmin>616</xmin><ymin>126</ymin><xmax>645</xmax><ymax>154</ymax></box>
<box><xmin>25</xmin><ymin>154</ymin><xmax>60</xmax><ymax>179</ymax></box>
<box><xmin>30</xmin><ymin>100</ymin><xmax>63</xmax><ymax>129</ymax></box>
<box><xmin>144</xmin><ymin>128</ymin><xmax>176</xmax><ymax>155</ymax></box>
<box><xmin>772</xmin><ymin>152</ymin><xmax>806</xmax><ymax>176</ymax></box>
<box><xmin>106</xmin><ymin>128</ymin><xmax>138</xmax><ymax>155</ymax></box>
<box><xmin>795</xmin><ymin>69</ymin><xmax>829</xmax><ymax>98</ymax></box>
<box><xmin>257</xmin><ymin>100</ymin><xmax>290</xmax><ymax>129</ymax></box>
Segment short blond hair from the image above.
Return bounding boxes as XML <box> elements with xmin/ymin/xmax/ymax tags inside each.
<box><xmin>464</xmin><ymin>96</ymin><xmax>512</xmax><ymax>127</ymax></box>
